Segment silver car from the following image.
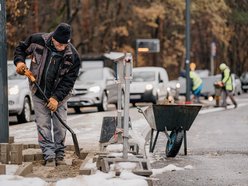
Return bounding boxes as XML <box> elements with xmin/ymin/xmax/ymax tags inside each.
<box><xmin>130</xmin><ymin>67</ymin><xmax>169</xmax><ymax>105</ymax></box>
<box><xmin>68</xmin><ymin>67</ymin><xmax>123</xmax><ymax>113</ymax></box>
<box><xmin>8</xmin><ymin>60</ymin><xmax>34</xmax><ymax>123</ymax></box>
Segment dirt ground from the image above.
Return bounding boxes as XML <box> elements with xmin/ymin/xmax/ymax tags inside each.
<box><xmin>25</xmin><ymin>150</ymin><xmax>84</xmax><ymax>181</ymax></box>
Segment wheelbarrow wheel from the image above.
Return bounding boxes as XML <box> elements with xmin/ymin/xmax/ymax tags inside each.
<box><xmin>166</xmin><ymin>129</ymin><xmax>184</xmax><ymax>157</ymax></box>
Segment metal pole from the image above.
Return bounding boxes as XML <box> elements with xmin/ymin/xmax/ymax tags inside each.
<box><xmin>135</xmin><ymin>40</ymin><xmax>138</xmax><ymax>67</ymax></box>
<box><xmin>123</xmin><ymin>54</ymin><xmax>132</xmax><ymax>159</ymax></box>
<box><xmin>0</xmin><ymin>0</ymin><xmax>9</xmax><ymax>143</ymax></box>
<box><xmin>185</xmin><ymin>0</ymin><xmax>191</xmax><ymax>102</ymax></box>
<box><xmin>116</xmin><ymin>62</ymin><xmax>123</xmax><ymax>129</ymax></box>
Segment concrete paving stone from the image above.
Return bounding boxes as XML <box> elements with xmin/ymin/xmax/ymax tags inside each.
<box><xmin>0</xmin><ymin>144</ymin><xmax>10</xmax><ymax>164</ymax></box>
<box><xmin>10</xmin><ymin>144</ymin><xmax>23</xmax><ymax>164</ymax></box>
<box><xmin>23</xmin><ymin>154</ymin><xmax>35</xmax><ymax>162</ymax></box>
<box><xmin>15</xmin><ymin>162</ymin><xmax>33</xmax><ymax>176</ymax></box>
<box><xmin>0</xmin><ymin>164</ymin><xmax>6</xmax><ymax>174</ymax></box>
<box><xmin>34</xmin><ymin>153</ymin><xmax>43</xmax><ymax>161</ymax></box>
<box><xmin>9</xmin><ymin>136</ymin><xmax>14</xmax><ymax>144</ymax></box>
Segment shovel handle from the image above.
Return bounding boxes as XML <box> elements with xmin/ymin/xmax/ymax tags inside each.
<box><xmin>24</xmin><ymin>69</ymin><xmax>36</xmax><ymax>83</ymax></box>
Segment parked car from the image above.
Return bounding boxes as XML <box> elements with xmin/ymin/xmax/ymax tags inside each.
<box><xmin>67</xmin><ymin>67</ymin><xmax>123</xmax><ymax>113</ymax></box>
<box><xmin>167</xmin><ymin>80</ymin><xmax>181</xmax><ymax>101</ymax></box>
<box><xmin>232</xmin><ymin>73</ymin><xmax>242</xmax><ymax>95</ymax></box>
<box><xmin>240</xmin><ymin>72</ymin><xmax>248</xmax><ymax>93</ymax></box>
<box><xmin>130</xmin><ymin>67</ymin><xmax>169</xmax><ymax>105</ymax></box>
<box><xmin>8</xmin><ymin>60</ymin><xmax>34</xmax><ymax>123</ymax></box>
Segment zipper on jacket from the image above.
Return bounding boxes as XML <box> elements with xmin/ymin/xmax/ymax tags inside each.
<box><xmin>43</xmin><ymin>55</ymin><xmax>53</xmax><ymax>97</ymax></box>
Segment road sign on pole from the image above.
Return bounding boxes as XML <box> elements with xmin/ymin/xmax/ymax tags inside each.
<box><xmin>136</xmin><ymin>39</ymin><xmax>160</xmax><ymax>53</ymax></box>
<box><xmin>135</xmin><ymin>39</ymin><xmax>160</xmax><ymax>67</ymax></box>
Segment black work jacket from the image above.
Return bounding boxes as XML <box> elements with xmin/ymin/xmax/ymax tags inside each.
<box><xmin>14</xmin><ymin>32</ymin><xmax>81</xmax><ymax>103</ymax></box>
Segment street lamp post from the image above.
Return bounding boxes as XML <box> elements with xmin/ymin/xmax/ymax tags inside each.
<box><xmin>185</xmin><ymin>0</ymin><xmax>191</xmax><ymax>103</ymax></box>
<box><xmin>0</xmin><ymin>0</ymin><xmax>9</xmax><ymax>143</ymax></box>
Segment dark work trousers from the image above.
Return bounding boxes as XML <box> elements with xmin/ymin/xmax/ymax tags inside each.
<box><xmin>32</xmin><ymin>95</ymin><xmax>67</xmax><ymax>160</ymax></box>
<box><xmin>221</xmin><ymin>89</ymin><xmax>237</xmax><ymax>107</ymax></box>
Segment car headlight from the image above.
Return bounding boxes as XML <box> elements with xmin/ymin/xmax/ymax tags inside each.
<box><xmin>145</xmin><ymin>84</ymin><xmax>153</xmax><ymax>90</ymax></box>
<box><xmin>89</xmin><ymin>86</ymin><xmax>101</xmax><ymax>93</ymax></box>
<box><xmin>176</xmin><ymin>83</ymin><xmax>181</xmax><ymax>89</ymax></box>
<box><xmin>9</xmin><ymin>85</ymin><xmax>19</xmax><ymax>95</ymax></box>
<box><xmin>167</xmin><ymin>87</ymin><xmax>171</xmax><ymax>92</ymax></box>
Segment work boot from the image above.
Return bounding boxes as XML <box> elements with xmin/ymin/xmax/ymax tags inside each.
<box><xmin>45</xmin><ymin>158</ymin><xmax>56</xmax><ymax>167</ymax></box>
<box><xmin>56</xmin><ymin>157</ymin><xmax>66</xmax><ymax>166</ymax></box>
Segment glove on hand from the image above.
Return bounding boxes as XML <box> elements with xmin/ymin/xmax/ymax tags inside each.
<box><xmin>16</xmin><ymin>62</ymin><xmax>27</xmax><ymax>75</ymax></box>
<box><xmin>47</xmin><ymin>97</ymin><xmax>58</xmax><ymax>112</ymax></box>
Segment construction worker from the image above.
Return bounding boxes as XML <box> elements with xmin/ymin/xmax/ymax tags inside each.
<box><xmin>189</xmin><ymin>63</ymin><xmax>203</xmax><ymax>103</ymax></box>
<box><xmin>14</xmin><ymin>23</ymin><xmax>81</xmax><ymax>167</ymax></box>
<box><xmin>218</xmin><ymin>63</ymin><xmax>237</xmax><ymax>108</ymax></box>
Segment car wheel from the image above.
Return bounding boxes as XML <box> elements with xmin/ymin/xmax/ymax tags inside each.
<box><xmin>98</xmin><ymin>93</ymin><xmax>108</xmax><ymax>111</ymax></box>
<box><xmin>17</xmin><ymin>97</ymin><xmax>32</xmax><ymax>123</ymax></box>
<box><xmin>74</xmin><ymin>107</ymin><xmax>81</xmax><ymax>113</ymax></box>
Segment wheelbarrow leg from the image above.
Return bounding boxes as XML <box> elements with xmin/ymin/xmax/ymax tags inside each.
<box><xmin>150</xmin><ymin>131</ymin><xmax>160</xmax><ymax>153</ymax></box>
<box><xmin>184</xmin><ymin>130</ymin><xmax>187</xmax><ymax>155</ymax></box>
<box><xmin>149</xmin><ymin>129</ymin><xmax>154</xmax><ymax>152</ymax></box>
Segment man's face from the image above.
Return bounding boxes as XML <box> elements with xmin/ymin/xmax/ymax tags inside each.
<box><xmin>52</xmin><ymin>37</ymin><xmax>68</xmax><ymax>51</ymax></box>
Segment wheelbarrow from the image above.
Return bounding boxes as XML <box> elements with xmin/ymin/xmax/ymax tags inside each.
<box><xmin>137</xmin><ymin>104</ymin><xmax>202</xmax><ymax>157</ymax></box>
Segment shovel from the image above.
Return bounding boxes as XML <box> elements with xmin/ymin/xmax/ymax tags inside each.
<box><xmin>24</xmin><ymin>69</ymin><xmax>81</xmax><ymax>158</ymax></box>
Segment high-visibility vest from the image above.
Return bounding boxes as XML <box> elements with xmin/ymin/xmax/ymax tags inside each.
<box><xmin>190</xmin><ymin>71</ymin><xmax>202</xmax><ymax>91</ymax></box>
<box><xmin>221</xmin><ymin>67</ymin><xmax>233</xmax><ymax>91</ymax></box>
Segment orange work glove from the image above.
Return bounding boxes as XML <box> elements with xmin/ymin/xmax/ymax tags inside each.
<box><xmin>16</xmin><ymin>62</ymin><xmax>27</xmax><ymax>75</ymax></box>
<box><xmin>47</xmin><ymin>97</ymin><xmax>58</xmax><ymax>112</ymax></box>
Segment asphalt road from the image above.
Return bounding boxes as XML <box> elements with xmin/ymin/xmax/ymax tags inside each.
<box><xmin>151</xmin><ymin>94</ymin><xmax>248</xmax><ymax>186</ymax></box>
<box><xmin>8</xmin><ymin>93</ymin><xmax>248</xmax><ymax>185</ymax></box>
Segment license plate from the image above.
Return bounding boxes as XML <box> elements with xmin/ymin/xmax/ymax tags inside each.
<box><xmin>242</xmin><ymin>85</ymin><xmax>248</xmax><ymax>89</ymax></box>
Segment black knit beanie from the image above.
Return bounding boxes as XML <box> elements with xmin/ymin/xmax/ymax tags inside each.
<box><xmin>52</xmin><ymin>23</ymin><xmax>71</xmax><ymax>44</ymax></box>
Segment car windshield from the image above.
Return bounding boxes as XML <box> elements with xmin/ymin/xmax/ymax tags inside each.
<box><xmin>132</xmin><ymin>71</ymin><xmax>155</xmax><ymax>82</ymax></box>
<box><xmin>8</xmin><ymin>63</ymin><xmax>26</xmax><ymax>80</ymax></box>
<box><xmin>241</xmin><ymin>72</ymin><xmax>248</xmax><ymax>79</ymax></box>
<box><xmin>77</xmin><ymin>68</ymin><xmax>103</xmax><ymax>81</ymax></box>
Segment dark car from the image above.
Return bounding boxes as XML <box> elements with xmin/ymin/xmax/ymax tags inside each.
<box><xmin>67</xmin><ymin>67</ymin><xmax>123</xmax><ymax>113</ymax></box>
<box><xmin>240</xmin><ymin>72</ymin><xmax>248</xmax><ymax>92</ymax></box>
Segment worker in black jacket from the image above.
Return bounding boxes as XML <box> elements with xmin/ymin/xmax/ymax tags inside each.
<box><xmin>14</xmin><ymin>23</ymin><xmax>81</xmax><ymax>167</ymax></box>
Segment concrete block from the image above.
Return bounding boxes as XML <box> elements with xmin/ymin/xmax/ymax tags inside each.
<box><xmin>10</xmin><ymin>144</ymin><xmax>23</xmax><ymax>164</ymax></box>
<box><xmin>0</xmin><ymin>143</ymin><xmax>9</xmax><ymax>152</ymax></box>
<box><xmin>23</xmin><ymin>144</ymin><xmax>29</xmax><ymax>149</ymax></box>
<box><xmin>15</xmin><ymin>162</ymin><xmax>33</xmax><ymax>176</ymax></box>
<box><xmin>0</xmin><ymin>143</ymin><xmax>9</xmax><ymax>164</ymax></box>
<box><xmin>34</xmin><ymin>153</ymin><xmax>43</xmax><ymax>161</ymax></box>
<box><xmin>23</xmin><ymin>154</ymin><xmax>35</xmax><ymax>162</ymax></box>
<box><xmin>65</xmin><ymin>145</ymin><xmax>74</xmax><ymax>151</ymax></box>
<box><xmin>79</xmin><ymin>168</ymin><xmax>94</xmax><ymax>175</ymax></box>
<box><xmin>79</xmin><ymin>152</ymin><xmax>88</xmax><ymax>160</ymax></box>
<box><xmin>9</xmin><ymin>136</ymin><xmax>14</xmax><ymax>144</ymax></box>
<box><xmin>0</xmin><ymin>164</ymin><xmax>6</xmax><ymax>174</ymax></box>
<box><xmin>28</xmin><ymin>144</ymin><xmax>36</xmax><ymax>148</ymax></box>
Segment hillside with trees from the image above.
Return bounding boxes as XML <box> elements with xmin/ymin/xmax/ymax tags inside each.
<box><xmin>6</xmin><ymin>0</ymin><xmax>248</xmax><ymax>79</ymax></box>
